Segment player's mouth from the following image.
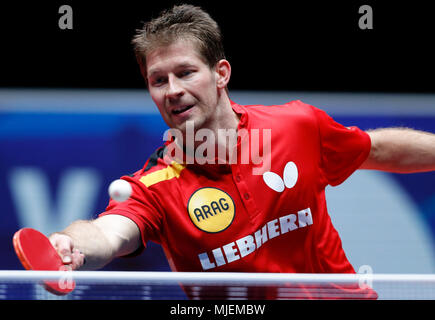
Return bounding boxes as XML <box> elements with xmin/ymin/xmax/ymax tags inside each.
<box><xmin>171</xmin><ymin>104</ymin><xmax>194</xmax><ymax>115</ymax></box>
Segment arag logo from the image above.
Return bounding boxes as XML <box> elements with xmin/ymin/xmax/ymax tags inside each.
<box><xmin>187</xmin><ymin>188</ymin><xmax>235</xmax><ymax>233</ymax></box>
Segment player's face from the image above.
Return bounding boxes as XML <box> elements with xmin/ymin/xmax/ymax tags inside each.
<box><xmin>146</xmin><ymin>40</ymin><xmax>222</xmax><ymax>133</ymax></box>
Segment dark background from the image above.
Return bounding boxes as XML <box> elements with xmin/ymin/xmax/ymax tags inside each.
<box><xmin>0</xmin><ymin>0</ymin><xmax>434</xmax><ymax>93</ymax></box>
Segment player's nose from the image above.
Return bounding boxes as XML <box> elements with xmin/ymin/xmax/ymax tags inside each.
<box><xmin>165</xmin><ymin>74</ymin><xmax>184</xmax><ymax>101</ymax></box>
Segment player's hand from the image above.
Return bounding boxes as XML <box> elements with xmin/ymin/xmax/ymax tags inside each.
<box><xmin>49</xmin><ymin>233</ymin><xmax>85</xmax><ymax>270</ymax></box>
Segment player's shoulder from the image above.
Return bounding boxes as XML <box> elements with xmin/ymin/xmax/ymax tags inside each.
<box><xmin>242</xmin><ymin>99</ymin><xmax>315</xmax><ymax>115</ymax></box>
<box><xmin>126</xmin><ymin>145</ymin><xmax>185</xmax><ymax>189</ymax></box>
<box><xmin>239</xmin><ymin>99</ymin><xmax>319</xmax><ymax>124</ymax></box>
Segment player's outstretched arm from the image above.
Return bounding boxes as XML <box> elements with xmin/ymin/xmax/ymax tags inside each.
<box><xmin>49</xmin><ymin>215</ymin><xmax>141</xmax><ymax>270</ymax></box>
<box><xmin>360</xmin><ymin>127</ymin><xmax>435</xmax><ymax>173</ymax></box>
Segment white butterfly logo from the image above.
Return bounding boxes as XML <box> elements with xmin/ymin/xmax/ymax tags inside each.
<box><xmin>262</xmin><ymin>161</ymin><xmax>298</xmax><ymax>192</ymax></box>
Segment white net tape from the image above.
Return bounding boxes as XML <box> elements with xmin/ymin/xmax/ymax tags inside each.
<box><xmin>0</xmin><ymin>271</ymin><xmax>434</xmax><ymax>300</ymax></box>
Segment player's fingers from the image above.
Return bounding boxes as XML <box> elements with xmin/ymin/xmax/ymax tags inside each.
<box><xmin>60</xmin><ymin>250</ymin><xmax>73</xmax><ymax>264</ymax></box>
<box><xmin>49</xmin><ymin>233</ymin><xmax>74</xmax><ymax>264</ymax></box>
<box><xmin>48</xmin><ymin>232</ymin><xmax>60</xmax><ymax>248</ymax></box>
<box><xmin>70</xmin><ymin>248</ymin><xmax>85</xmax><ymax>270</ymax></box>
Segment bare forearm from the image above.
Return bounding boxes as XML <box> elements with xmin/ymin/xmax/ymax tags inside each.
<box><xmin>361</xmin><ymin>127</ymin><xmax>435</xmax><ymax>173</ymax></box>
<box><xmin>51</xmin><ymin>215</ymin><xmax>141</xmax><ymax>271</ymax></box>
<box><xmin>56</xmin><ymin>220</ymin><xmax>116</xmax><ymax>270</ymax></box>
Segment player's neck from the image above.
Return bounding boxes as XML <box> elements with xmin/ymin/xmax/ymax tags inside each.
<box><xmin>175</xmin><ymin>94</ymin><xmax>241</xmax><ymax>165</ymax></box>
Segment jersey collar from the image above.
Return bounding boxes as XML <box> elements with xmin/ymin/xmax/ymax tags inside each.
<box><xmin>230</xmin><ymin>100</ymin><xmax>248</xmax><ymax>129</ymax></box>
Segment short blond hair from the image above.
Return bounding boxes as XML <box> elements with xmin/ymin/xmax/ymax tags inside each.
<box><xmin>132</xmin><ymin>4</ymin><xmax>226</xmax><ymax>78</ymax></box>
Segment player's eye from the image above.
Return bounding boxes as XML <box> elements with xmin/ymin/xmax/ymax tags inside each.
<box><xmin>151</xmin><ymin>77</ymin><xmax>167</xmax><ymax>86</ymax></box>
<box><xmin>179</xmin><ymin>70</ymin><xmax>193</xmax><ymax>78</ymax></box>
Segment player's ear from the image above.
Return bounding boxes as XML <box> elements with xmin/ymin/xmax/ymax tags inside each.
<box><xmin>215</xmin><ymin>59</ymin><xmax>231</xmax><ymax>89</ymax></box>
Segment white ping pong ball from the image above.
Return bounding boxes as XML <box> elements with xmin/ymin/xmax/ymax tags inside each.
<box><xmin>108</xmin><ymin>179</ymin><xmax>132</xmax><ymax>202</ymax></box>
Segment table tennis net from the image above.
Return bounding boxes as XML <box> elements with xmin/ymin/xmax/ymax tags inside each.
<box><xmin>0</xmin><ymin>271</ymin><xmax>434</xmax><ymax>300</ymax></box>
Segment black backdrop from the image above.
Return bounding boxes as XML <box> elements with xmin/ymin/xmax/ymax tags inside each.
<box><xmin>1</xmin><ymin>0</ymin><xmax>434</xmax><ymax>93</ymax></box>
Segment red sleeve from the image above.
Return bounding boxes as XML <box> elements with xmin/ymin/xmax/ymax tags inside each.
<box><xmin>312</xmin><ymin>106</ymin><xmax>371</xmax><ymax>187</ymax></box>
<box><xmin>98</xmin><ymin>175</ymin><xmax>164</xmax><ymax>251</ymax></box>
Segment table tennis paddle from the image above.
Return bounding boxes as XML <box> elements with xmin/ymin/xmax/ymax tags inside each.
<box><xmin>12</xmin><ymin>227</ymin><xmax>75</xmax><ymax>295</ymax></box>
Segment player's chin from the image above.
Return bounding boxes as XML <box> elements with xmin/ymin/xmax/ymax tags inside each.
<box><xmin>171</xmin><ymin>109</ymin><xmax>200</xmax><ymax>128</ymax></box>
<box><xmin>170</xmin><ymin>121</ymin><xmax>190</xmax><ymax>135</ymax></box>
<box><xmin>175</xmin><ymin>118</ymin><xmax>207</xmax><ymax>135</ymax></box>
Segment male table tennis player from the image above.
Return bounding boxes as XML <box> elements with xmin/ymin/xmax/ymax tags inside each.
<box><xmin>49</xmin><ymin>5</ymin><xmax>435</xmax><ymax>296</ymax></box>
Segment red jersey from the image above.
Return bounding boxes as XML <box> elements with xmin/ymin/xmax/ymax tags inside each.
<box><xmin>100</xmin><ymin>100</ymin><xmax>371</xmax><ymax>275</ymax></box>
